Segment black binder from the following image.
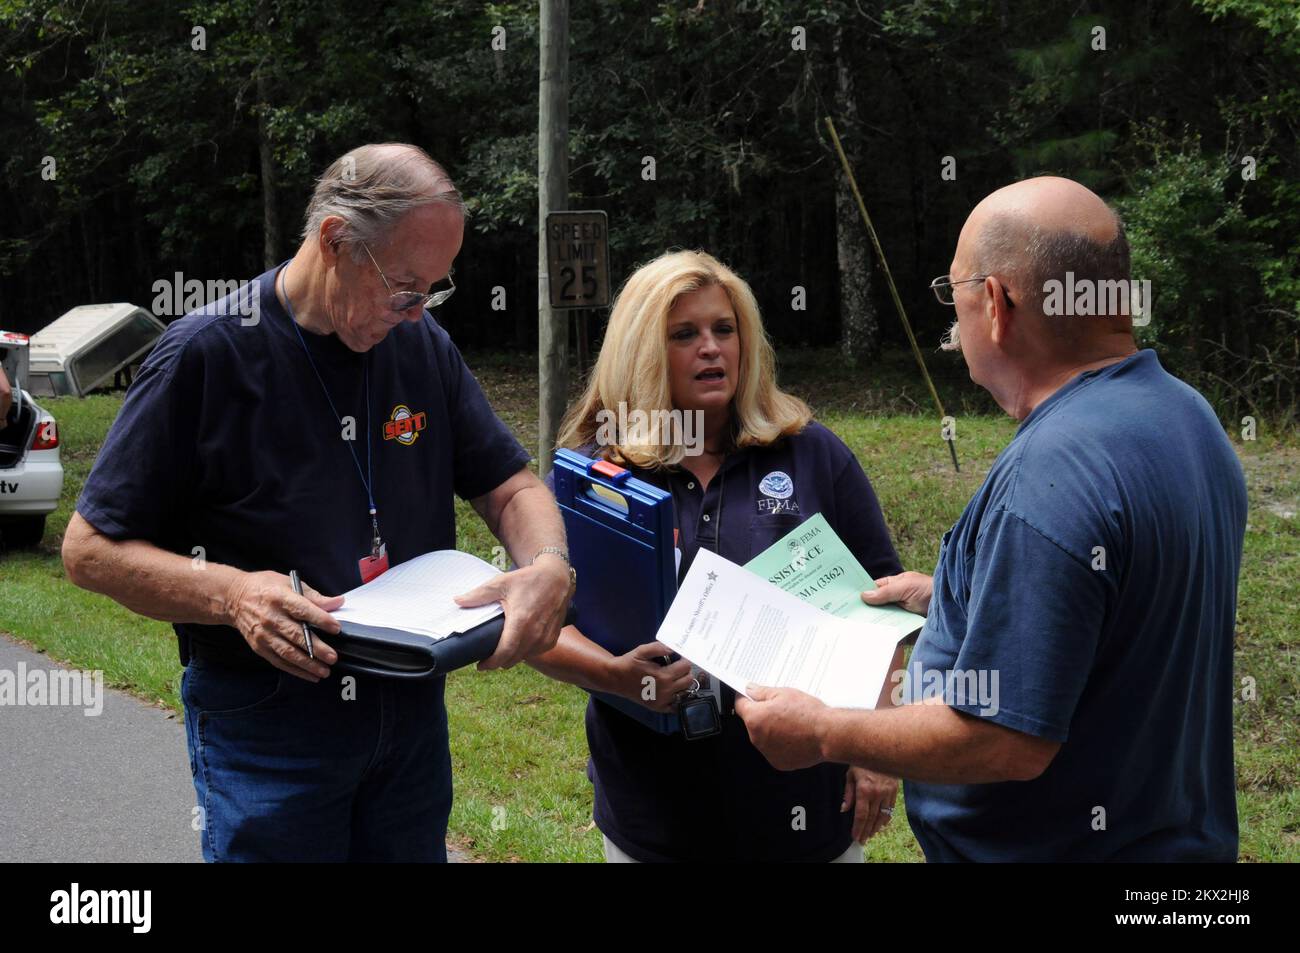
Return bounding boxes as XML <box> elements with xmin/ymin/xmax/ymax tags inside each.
<box><xmin>326</xmin><ymin>608</ymin><xmax>577</xmax><ymax>679</ymax></box>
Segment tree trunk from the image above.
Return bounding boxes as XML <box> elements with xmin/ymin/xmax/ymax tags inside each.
<box><xmin>834</xmin><ymin>26</ymin><xmax>878</xmax><ymax>364</ymax></box>
<box><xmin>257</xmin><ymin>68</ymin><xmax>281</xmax><ymax>271</ymax></box>
<box><xmin>537</xmin><ymin>0</ymin><xmax>570</xmax><ymax>476</ymax></box>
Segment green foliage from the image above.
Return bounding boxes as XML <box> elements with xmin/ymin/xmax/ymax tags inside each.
<box><xmin>0</xmin><ymin>0</ymin><xmax>1296</xmax><ymax>392</ymax></box>
<box><xmin>1118</xmin><ymin>128</ymin><xmax>1266</xmax><ymax>345</ymax></box>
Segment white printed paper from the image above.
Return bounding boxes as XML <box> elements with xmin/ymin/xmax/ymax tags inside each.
<box><xmin>654</xmin><ymin>549</ymin><xmax>897</xmax><ymax>709</ymax></box>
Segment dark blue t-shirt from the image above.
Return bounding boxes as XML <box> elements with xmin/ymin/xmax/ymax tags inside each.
<box><xmin>904</xmin><ymin>349</ymin><xmax>1246</xmax><ymax>861</ymax></box>
<box><xmin>550</xmin><ymin>421</ymin><xmax>903</xmax><ymax>862</ymax></box>
<box><xmin>77</xmin><ymin>264</ymin><xmax>530</xmax><ymax>666</ymax></box>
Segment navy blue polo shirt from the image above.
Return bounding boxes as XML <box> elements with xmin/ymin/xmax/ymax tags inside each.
<box><xmin>551</xmin><ymin>421</ymin><xmax>902</xmax><ymax>862</ymax></box>
<box><xmin>904</xmin><ymin>350</ymin><xmax>1246</xmax><ymax>861</ymax></box>
<box><xmin>77</xmin><ymin>263</ymin><xmax>530</xmax><ymax>667</ymax></box>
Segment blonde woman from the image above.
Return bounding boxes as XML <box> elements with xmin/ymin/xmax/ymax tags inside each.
<box><xmin>534</xmin><ymin>250</ymin><xmax>905</xmax><ymax>863</ymax></box>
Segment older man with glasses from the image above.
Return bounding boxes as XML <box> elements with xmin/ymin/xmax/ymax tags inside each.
<box><xmin>62</xmin><ymin>143</ymin><xmax>574</xmax><ymax>862</ymax></box>
<box><xmin>738</xmin><ymin>176</ymin><xmax>1246</xmax><ymax>862</ymax></box>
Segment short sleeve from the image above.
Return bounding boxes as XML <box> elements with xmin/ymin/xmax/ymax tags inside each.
<box><xmin>830</xmin><ymin>441</ymin><xmax>903</xmax><ymax>580</ymax></box>
<box><xmin>435</xmin><ymin>328</ymin><xmax>531</xmax><ymax>500</ymax></box>
<box><xmin>950</xmin><ymin>508</ymin><xmax>1107</xmax><ymax>742</ymax></box>
<box><xmin>76</xmin><ymin>331</ymin><xmax>200</xmax><ymax>543</ymax></box>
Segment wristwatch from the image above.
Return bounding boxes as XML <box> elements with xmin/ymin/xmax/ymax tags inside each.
<box><xmin>531</xmin><ymin>546</ymin><xmax>577</xmax><ymax>587</ymax></box>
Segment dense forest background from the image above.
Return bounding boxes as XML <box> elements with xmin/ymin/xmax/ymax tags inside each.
<box><xmin>1</xmin><ymin>0</ymin><xmax>1297</xmax><ymax>419</ymax></box>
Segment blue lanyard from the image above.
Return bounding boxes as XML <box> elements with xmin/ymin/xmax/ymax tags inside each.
<box><xmin>278</xmin><ymin>267</ymin><xmax>382</xmax><ymax>553</ymax></box>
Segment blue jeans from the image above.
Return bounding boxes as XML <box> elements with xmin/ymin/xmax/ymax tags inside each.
<box><xmin>181</xmin><ymin>656</ymin><xmax>452</xmax><ymax>862</ymax></box>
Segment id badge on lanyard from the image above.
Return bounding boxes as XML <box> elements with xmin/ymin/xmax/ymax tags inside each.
<box><xmin>359</xmin><ymin>544</ymin><xmax>389</xmax><ymax>583</ymax></box>
<box><xmin>358</xmin><ymin>515</ymin><xmax>389</xmax><ymax>583</ymax></box>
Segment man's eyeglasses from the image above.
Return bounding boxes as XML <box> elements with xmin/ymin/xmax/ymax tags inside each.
<box><xmin>361</xmin><ymin>241</ymin><xmax>456</xmax><ymax>312</ymax></box>
<box><xmin>929</xmin><ymin>274</ymin><xmax>1013</xmax><ymax>307</ymax></box>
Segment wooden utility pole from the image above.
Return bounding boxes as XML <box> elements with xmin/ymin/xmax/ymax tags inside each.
<box><xmin>537</xmin><ymin>0</ymin><xmax>569</xmax><ymax>477</ymax></box>
<box><xmin>256</xmin><ymin>70</ymin><xmax>281</xmax><ymax>270</ymax></box>
<box><xmin>833</xmin><ymin>25</ymin><xmax>876</xmax><ymax>364</ymax></box>
<box><xmin>255</xmin><ymin>0</ymin><xmax>280</xmax><ymax>270</ymax></box>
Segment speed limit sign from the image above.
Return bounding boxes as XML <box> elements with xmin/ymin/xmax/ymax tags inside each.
<box><xmin>545</xmin><ymin>210</ymin><xmax>610</xmax><ymax>309</ymax></box>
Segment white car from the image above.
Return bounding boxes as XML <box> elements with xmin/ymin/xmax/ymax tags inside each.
<box><xmin>1</xmin><ymin>331</ymin><xmax>64</xmax><ymax>548</ymax></box>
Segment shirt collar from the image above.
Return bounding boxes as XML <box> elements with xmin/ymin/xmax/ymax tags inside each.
<box><xmin>1018</xmin><ymin>348</ymin><xmax>1152</xmax><ymax>433</ymax></box>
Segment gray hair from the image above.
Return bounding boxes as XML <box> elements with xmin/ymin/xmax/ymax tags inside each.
<box><xmin>939</xmin><ymin>318</ymin><xmax>962</xmax><ymax>352</ymax></box>
<box><xmin>974</xmin><ymin>210</ymin><xmax>1131</xmax><ymax>319</ymax></box>
<box><xmin>301</xmin><ymin>143</ymin><xmax>467</xmax><ymax>260</ymax></box>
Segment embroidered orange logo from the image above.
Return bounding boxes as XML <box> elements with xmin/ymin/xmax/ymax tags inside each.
<box><xmin>384</xmin><ymin>404</ymin><xmax>427</xmax><ymax>445</ymax></box>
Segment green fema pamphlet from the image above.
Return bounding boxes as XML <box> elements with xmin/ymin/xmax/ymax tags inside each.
<box><xmin>743</xmin><ymin>512</ymin><xmax>923</xmax><ymax>641</ymax></box>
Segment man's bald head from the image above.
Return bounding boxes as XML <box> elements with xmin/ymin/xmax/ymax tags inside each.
<box><xmin>971</xmin><ymin>176</ymin><xmax>1120</xmax><ymax>244</ymax></box>
<box><xmin>942</xmin><ymin>176</ymin><xmax>1140</xmax><ymax>417</ymax></box>
<box><xmin>958</xmin><ymin>176</ymin><xmax>1132</xmax><ymax>334</ymax></box>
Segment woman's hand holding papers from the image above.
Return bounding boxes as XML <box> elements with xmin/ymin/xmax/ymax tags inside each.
<box><xmin>226</xmin><ymin>571</ymin><xmax>342</xmax><ymax>682</ymax></box>
<box><xmin>604</xmin><ymin>642</ymin><xmax>697</xmax><ymax>714</ymax></box>
<box><xmin>862</xmin><ymin>571</ymin><xmax>934</xmax><ymax>616</ymax></box>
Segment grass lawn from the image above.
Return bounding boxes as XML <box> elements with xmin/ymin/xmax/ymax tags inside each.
<box><xmin>1</xmin><ymin>348</ymin><xmax>1295</xmax><ymax>862</ymax></box>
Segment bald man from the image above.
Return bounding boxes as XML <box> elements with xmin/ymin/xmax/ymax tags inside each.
<box><xmin>737</xmin><ymin>177</ymin><xmax>1247</xmax><ymax>861</ymax></box>
<box><xmin>64</xmin><ymin>144</ymin><xmax>574</xmax><ymax>861</ymax></box>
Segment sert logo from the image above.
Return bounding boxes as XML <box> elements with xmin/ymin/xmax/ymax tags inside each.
<box><xmin>383</xmin><ymin>404</ymin><xmax>427</xmax><ymax>445</ymax></box>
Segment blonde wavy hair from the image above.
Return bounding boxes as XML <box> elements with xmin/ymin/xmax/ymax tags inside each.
<box><xmin>557</xmin><ymin>249</ymin><xmax>812</xmax><ymax>469</ymax></box>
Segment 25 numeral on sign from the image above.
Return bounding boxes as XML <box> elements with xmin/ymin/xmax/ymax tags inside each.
<box><xmin>558</xmin><ymin>264</ymin><xmax>599</xmax><ymax>302</ymax></box>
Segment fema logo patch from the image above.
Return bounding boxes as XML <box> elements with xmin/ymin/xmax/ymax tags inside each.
<box><xmin>757</xmin><ymin>470</ymin><xmax>799</xmax><ymax>515</ymax></box>
<box><xmin>759</xmin><ymin>471</ymin><xmax>793</xmax><ymax>499</ymax></box>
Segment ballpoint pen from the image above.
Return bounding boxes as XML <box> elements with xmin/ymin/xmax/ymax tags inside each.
<box><xmin>289</xmin><ymin>569</ymin><xmax>314</xmax><ymax>659</ymax></box>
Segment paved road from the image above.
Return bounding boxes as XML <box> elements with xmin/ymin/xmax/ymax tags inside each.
<box><xmin>0</xmin><ymin>634</ymin><xmax>202</xmax><ymax>862</ymax></box>
<box><xmin>0</xmin><ymin>634</ymin><xmax>466</xmax><ymax>862</ymax></box>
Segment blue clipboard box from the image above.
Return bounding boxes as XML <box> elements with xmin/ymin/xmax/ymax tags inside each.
<box><xmin>552</xmin><ymin>449</ymin><xmax>680</xmax><ymax>734</ymax></box>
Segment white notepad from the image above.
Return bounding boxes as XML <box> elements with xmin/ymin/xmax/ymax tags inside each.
<box><xmin>330</xmin><ymin>550</ymin><xmax>504</xmax><ymax>640</ymax></box>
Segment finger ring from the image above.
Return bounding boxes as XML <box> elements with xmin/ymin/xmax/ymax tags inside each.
<box><xmin>688</xmin><ymin>677</ymin><xmax>701</xmax><ymax>693</ymax></box>
<box><xmin>881</xmin><ymin>807</ymin><xmax>893</xmax><ymax>817</ymax></box>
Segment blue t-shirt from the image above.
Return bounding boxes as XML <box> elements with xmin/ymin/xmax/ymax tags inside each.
<box><xmin>77</xmin><ymin>264</ymin><xmax>530</xmax><ymax>666</ymax></box>
<box><xmin>904</xmin><ymin>349</ymin><xmax>1246</xmax><ymax>861</ymax></box>
<box><xmin>550</xmin><ymin>421</ymin><xmax>904</xmax><ymax>862</ymax></box>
